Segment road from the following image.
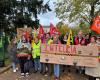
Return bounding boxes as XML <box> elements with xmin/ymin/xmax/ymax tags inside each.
<box><xmin>0</xmin><ymin>67</ymin><xmax>89</xmax><ymax>80</ymax></box>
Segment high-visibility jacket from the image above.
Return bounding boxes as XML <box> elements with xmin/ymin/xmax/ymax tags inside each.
<box><xmin>31</xmin><ymin>40</ymin><xmax>34</xmax><ymax>48</ymax></box>
<box><xmin>47</xmin><ymin>39</ymin><xmax>53</xmax><ymax>45</ymax></box>
<box><xmin>32</xmin><ymin>40</ymin><xmax>41</xmax><ymax>59</ymax></box>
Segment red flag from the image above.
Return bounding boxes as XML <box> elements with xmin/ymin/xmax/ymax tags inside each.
<box><xmin>22</xmin><ymin>31</ymin><xmax>30</xmax><ymax>40</ymax></box>
<box><xmin>91</xmin><ymin>16</ymin><xmax>100</xmax><ymax>34</ymax></box>
<box><xmin>50</xmin><ymin>23</ymin><xmax>55</xmax><ymax>35</ymax></box>
<box><xmin>50</xmin><ymin>23</ymin><xmax>61</xmax><ymax>35</ymax></box>
<box><xmin>53</xmin><ymin>27</ymin><xmax>61</xmax><ymax>34</ymax></box>
<box><xmin>38</xmin><ymin>25</ymin><xmax>45</xmax><ymax>38</ymax></box>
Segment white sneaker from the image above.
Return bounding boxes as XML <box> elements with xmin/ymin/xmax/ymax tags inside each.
<box><xmin>16</xmin><ymin>68</ymin><xmax>18</xmax><ymax>71</ymax></box>
<box><xmin>21</xmin><ymin>73</ymin><xmax>25</xmax><ymax>76</ymax></box>
<box><xmin>44</xmin><ymin>74</ymin><xmax>48</xmax><ymax>77</ymax></box>
<box><xmin>26</xmin><ymin>73</ymin><xmax>29</xmax><ymax>75</ymax></box>
<box><xmin>13</xmin><ymin>69</ymin><xmax>16</xmax><ymax>72</ymax></box>
<box><xmin>96</xmin><ymin>78</ymin><xmax>100</xmax><ymax>80</ymax></box>
<box><xmin>26</xmin><ymin>73</ymin><xmax>29</xmax><ymax>77</ymax></box>
<box><xmin>21</xmin><ymin>73</ymin><xmax>25</xmax><ymax>77</ymax></box>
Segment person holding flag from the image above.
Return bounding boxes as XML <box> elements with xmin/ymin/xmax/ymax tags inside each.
<box><xmin>49</xmin><ymin>23</ymin><xmax>61</xmax><ymax>80</ymax></box>
<box><xmin>41</xmin><ymin>33</ymin><xmax>53</xmax><ymax>76</ymax></box>
<box><xmin>50</xmin><ymin>23</ymin><xmax>60</xmax><ymax>38</ymax></box>
<box><xmin>61</xmin><ymin>29</ymin><xmax>74</xmax><ymax>73</ymax></box>
<box><xmin>32</xmin><ymin>25</ymin><xmax>45</xmax><ymax>73</ymax></box>
<box><xmin>17</xmin><ymin>35</ymin><xmax>31</xmax><ymax>77</ymax></box>
<box><xmin>38</xmin><ymin>25</ymin><xmax>45</xmax><ymax>43</ymax></box>
<box><xmin>32</xmin><ymin>36</ymin><xmax>42</xmax><ymax>73</ymax></box>
<box><xmin>52</xmin><ymin>33</ymin><xmax>61</xmax><ymax>80</ymax></box>
<box><xmin>74</xmin><ymin>30</ymin><xmax>86</xmax><ymax>74</ymax></box>
<box><xmin>31</xmin><ymin>28</ymin><xmax>38</xmax><ymax>49</ymax></box>
<box><xmin>67</xmin><ymin>29</ymin><xmax>74</xmax><ymax>45</ymax></box>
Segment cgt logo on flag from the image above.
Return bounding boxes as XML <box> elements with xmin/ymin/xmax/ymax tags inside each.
<box><xmin>38</xmin><ymin>25</ymin><xmax>45</xmax><ymax>38</ymax></box>
<box><xmin>96</xmin><ymin>16</ymin><xmax>100</xmax><ymax>34</ymax></box>
<box><xmin>96</xmin><ymin>16</ymin><xmax>100</xmax><ymax>28</ymax></box>
<box><xmin>91</xmin><ymin>16</ymin><xmax>100</xmax><ymax>34</ymax></box>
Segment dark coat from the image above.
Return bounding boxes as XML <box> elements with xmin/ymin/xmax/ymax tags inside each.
<box><xmin>7</xmin><ymin>43</ymin><xmax>17</xmax><ymax>62</ymax></box>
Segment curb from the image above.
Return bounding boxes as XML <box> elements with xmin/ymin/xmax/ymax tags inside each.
<box><xmin>0</xmin><ymin>65</ymin><xmax>12</xmax><ymax>74</ymax></box>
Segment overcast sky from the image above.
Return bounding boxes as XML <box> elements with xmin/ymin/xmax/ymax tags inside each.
<box><xmin>37</xmin><ymin>0</ymin><xmax>60</xmax><ymax>26</ymax></box>
<box><xmin>37</xmin><ymin>0</ymin><xmax>77</xmax><ymax>27</ymax></box>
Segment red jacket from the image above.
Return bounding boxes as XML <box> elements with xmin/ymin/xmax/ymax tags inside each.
<box><xmin>74</xmin><ymin>37</ymin><xmax>86</xmax><ymax>45</ymax></box>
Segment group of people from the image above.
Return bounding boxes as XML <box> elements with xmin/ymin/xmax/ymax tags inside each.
<box><xmin>7</xmin><ymin>30</ymin><xmax>100</xmax><ymax>80</ymax></box>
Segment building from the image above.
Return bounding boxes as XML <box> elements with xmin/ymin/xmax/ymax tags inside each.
<box><xmin>43</xmin><ymin>26</ymin><xmax>50</xmax><ymax>33</ymax></box>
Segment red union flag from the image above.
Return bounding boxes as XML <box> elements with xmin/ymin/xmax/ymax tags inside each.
<box><xmin>50</xmin><ymin>23</ymin><xmax>61</xmax><ymax>35</ymax></box>
<box><xmin>91</xmin><ymin>16</ymin><xmax>100</xmax><ymax>34</ymax></box>
<box><xmin>50</xmin><ymin>23</ymin><xmax>55</xmax><ymax>35</ymax></box>
<box><xmin>38</xmin><ymin>25</ymin><xmax>44</xmax><ymax>38</ymax></box>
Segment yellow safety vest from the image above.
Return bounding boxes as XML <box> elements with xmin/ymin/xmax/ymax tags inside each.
<box><xmin>31</xmin><ymin>40</ymin><xmax>34</xmax><ymax>48</ymax></box>
<box><xmin>47</xmin><ymin>39</ymin><xmax>53</xmax><ymax>45</ymax></box>
<box><xmin>32</xmin><ymin>40</ymin><xmax>41</xmax><ymax>59</ymax></box>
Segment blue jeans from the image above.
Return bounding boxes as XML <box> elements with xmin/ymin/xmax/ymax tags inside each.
<box><xmin>54</xmin><ymin>64</ymin><xmax>60</xmax><ymax>77</ymax></box>
<box><xmin>34</xmin><ymin>58</ymin><xmax>41</xmax><ymax>71</ymax></box>
<box><xmin>12</xmin><ymin>62</ymin><xmax>16</xmax><ymax>70</ymax></box>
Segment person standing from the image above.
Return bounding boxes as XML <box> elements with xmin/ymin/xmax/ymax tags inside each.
<box><xmin>17</xmin><ymin>36</ymin><xmax>31</xmax><ymax>77</ymax></box>
<box><xmin>42</xmin><ymin>33</ymin><xmax>53</xmax><ymax>76</ymax></box>
<box><xmin>52</xmin><ymin>33</ymin><xmax>61</xmax><ymax>80</ymax></box>
<box><xmin>7</xmin><ymin>36</ymin><xmax>18</xmax><ymax>72</ymax></box>
<box><xmin>97</xmin><ymin>36</ymin><xmax>100</xmax><ymax>46</ymax></box>
<box><xmin>32</xmin><ymin>36</ymin><xmax>41</xmax><ymax>73</ymax></box>
<box><xmin>74</xmin><ymin>30</ymin><xmax>86</xmax><ymax>45</ymax></box>
<box><xmin>85</xmin><ymin>36</ymin><xmax>100</xmax><ymax>80</ymax></box>
<box><xmin>85</xmin><ymin>33</ymin><xmax>91</xmax><ymax>45</ymax></box>
<box><xmin>74</xmin><ymin>30</ymin><xmax>86</xmax><ymax>74</ymax></box>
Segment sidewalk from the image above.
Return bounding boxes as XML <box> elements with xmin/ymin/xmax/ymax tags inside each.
<box><xmin>0</xmin><ymin>59</ymin><xmax>11</xmax><ymax>74</ymax></box>
<box><xmin>0</xmin><ymin>65</ymin><xmax>11</xmax><ymax>74</ymax></box>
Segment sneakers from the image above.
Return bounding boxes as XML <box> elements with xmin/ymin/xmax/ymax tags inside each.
<box><xmin>13</xmin><ymin>68</ymin><xmax>18</xmax><ymax>72</ymax></box>
<box><xmin>44</xmin><ymin>74</ymin><xmax>48</xmax><ymax>77</ymax></box>
<box><xmin>16</xmin><ymin>67</ymin><xmax>18</xmax><ymax>71</ymax></box>
<box><xmin>21</xmin><ymin>73</ymin><xmax>29</xmax><ymax>77</ymax></box>
<box><xmin>21</xmin><ymin>73</ymin><xmax>25</xmax><ymax>77</ymax></box>
<box><xmin>25</xmin><ymin>73</ymin><xmax>29</xmax><ymax>77</ymax></box>
<box><xmin>13</xmin><ymin>69</ymin><xmax>16</xmax><ymax>72</ymax></box>
<box><xmin>26</xmin><ymin>73</ymin><xmax>29</xmax><ymax>75</ymax></box>
<box><xmin>96</xmin><ymin>78</ymin><xmax>100</xmax><ymax>80</ymax></box>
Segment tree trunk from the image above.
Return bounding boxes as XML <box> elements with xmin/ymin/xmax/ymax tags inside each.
<box><xmin>90</xmin><ymin>0</ymin><xmax>99</xmax><ymax>25</ymax></box>
<box><xmin>90</xmin><ymin>4</ymin><xmax>95</xmax><ymax>25</ymax></box>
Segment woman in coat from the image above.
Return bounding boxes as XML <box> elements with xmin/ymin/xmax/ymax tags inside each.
<box><xmin>85</xmin><ymin>36</ymin><xmax>100</xmax><ymax>80</ymax></box>
<box><xmin>7</xmin><ymin>36</ymin><xmax>18</xmax><ymax>72</ymax></box>
<box><xmin>17</xmin><ymin>36</ymin><xmax>31</xmax><ymax>77</ymax></box>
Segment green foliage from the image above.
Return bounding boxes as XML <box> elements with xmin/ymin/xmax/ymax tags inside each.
<box><xmin>55</xmin><ymin>0</ymin><xmax>100</xmax><ymax>24</ymax></box>
<box><xmin>56</xmin><ymin>22</ymin><xmax>70</xmax><ymax>34</ymax></box>
<box><xmin>0</xmin><ymin>0</ymin><xmax>51</xmax><ymax>32</ymax></box>
<box><xmin>56</xmin><ymin>21</ymin><xmax>90</xmax><ymax>35</ymax></box>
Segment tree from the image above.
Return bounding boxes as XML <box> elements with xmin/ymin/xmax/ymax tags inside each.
<box><xmin>56</xmin><ymin>21</ymin><xmax>90</xmax><ymax>35</ymax></box>
<box><xmin>55</xmin><ymin>0</ymin><xmax>100</xmax><ymax>25</ymax></box>
<box><xmin>0</xmin><ymin>0</ymin><xmax>51</xmax><ymax>32</ymax></box>
<box><xmin>56</xmin><ymin>22</ymin><xmax>70</xmax><ymax>34</ymax></box>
